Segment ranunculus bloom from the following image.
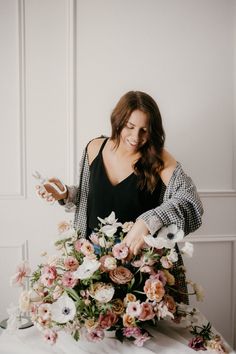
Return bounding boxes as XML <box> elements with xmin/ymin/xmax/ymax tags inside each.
<box><xmin>64</xmin><ymin>256</ymin><xmax>79</xmax><ymax>271</ymax></box>
<box><xmin>138</xmin><ymin>302</ymin><xmax>155</xmax><ymax>321</ymax></box>
<box><xmin>61</xmin><ymin>271</ymin><xmax>78</xmax><ymax>288</ymax></box>
<box><xmin>38</xmin><ymin>303</ymin><xmax>52</xmax><ymax>320</ymax></box>
<box><xmin>99</xmin><ymin>311</ymin><xmax>117</xmax><ymax>329</ymax></box>
<box><xmin>109</xmin><ymin>266</ymin><xmax>133</xmax><ymax>284</ymax></box>
<box><xmin>112</xmin><ymin>243</ymin><xmax>129</xmax><ymax>260</ymax></box>
<box><xmin>44</xmin><ymin>329</ymin><xmax>58</xmax><ymax>345</ymax></box>
<box><xmin>144</xmin><ymin>279</ymin><xmax>165</xmax><ymax>302</ymax></box>
<box><xmin>80</xmin><ymin>240</ymin><xmax>94</xmax><ymax>256</ymax></box>
<box><xmin>86</xmin><ymin>328</ymin><xmax>105</xmax><ymax>342</ymax></box>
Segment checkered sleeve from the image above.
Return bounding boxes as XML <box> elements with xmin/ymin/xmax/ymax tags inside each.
<box><xmin>137</xmin><ymin>162</ymin><xmax>204</xmax><ymax>236</ymax></box>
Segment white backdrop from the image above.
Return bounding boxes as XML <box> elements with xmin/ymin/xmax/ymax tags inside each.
<box><xmin>0</xmin><ymin>0</ymin><xmax>235</xmax><ymax>348</ymax></box>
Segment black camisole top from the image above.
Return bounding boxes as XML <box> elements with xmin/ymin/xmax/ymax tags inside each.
<box><xmin>87</xmin><ymin>138</ymin><xmax>162</xmax><ymax>232</ymax></box>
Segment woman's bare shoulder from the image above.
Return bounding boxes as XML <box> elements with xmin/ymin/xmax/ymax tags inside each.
<box><xmin>87</xmin><ymin>137</ymin><xmax>107</xmax><ymax>165</ymax></box>
<box><xmin>159</xmin><ymin>148</ymin><xmax>177</xmax><ymax>186</ymax></box>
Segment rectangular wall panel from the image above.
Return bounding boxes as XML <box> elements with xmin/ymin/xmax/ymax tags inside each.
<box><xmin>0</xmin><ymin>0</ymin><xmax>26</xmax><ymax>198</ymax></box>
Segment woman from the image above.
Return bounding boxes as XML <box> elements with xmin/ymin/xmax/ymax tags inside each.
<box><xmin>41</xmin><ymin>91</ymin><xmax>203</xmax><ymax>303</ymax></box>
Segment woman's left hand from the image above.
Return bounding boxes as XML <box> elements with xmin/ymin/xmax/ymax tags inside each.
<box><xmin>122</xmin><ymin>219</ymin><xmax>149</xmax><ymax>256</ymax></box>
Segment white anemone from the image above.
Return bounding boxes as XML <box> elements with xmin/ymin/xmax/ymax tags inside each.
<box><xmin>144</xmin><ymin>224</ymin><xmax>184</xmax><ymax>249</ymax></box>
<box><xmin>51</xmin><ymin>294</ymin><xmax>76</xmax><ymax>323</ymax></box>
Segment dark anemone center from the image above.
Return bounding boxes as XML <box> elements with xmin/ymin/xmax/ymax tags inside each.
<box><xmin>62</xmin><ymin>307</ymin><xmax>71</xmax><ymax>315</ymax></box>
<box><xmin>167</xmin><ymin>232</ymin><xmax>174</xmax><ymax>240</ymax></box>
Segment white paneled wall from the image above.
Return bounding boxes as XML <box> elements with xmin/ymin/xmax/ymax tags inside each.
<box><xmin>0</xmin><ymin>0</ymin><xmax>235</xmax><ymax>349</ymax></box>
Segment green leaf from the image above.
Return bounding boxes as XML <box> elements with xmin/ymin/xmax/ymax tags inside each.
<box><xmin>65</xmin><ymin>288</ymin><xmax>80</xmax><ymax>301</ymax></box>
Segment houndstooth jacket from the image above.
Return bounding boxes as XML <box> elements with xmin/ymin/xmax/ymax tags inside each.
<box><xmin>60</xmin><ymin>140</ymin><xmax>203</xmax><ymax>304</ymax></box>
<box><xmin>61</xmin><ymin>142</ymin><xmax>204</xmax><ymax>239</ymax></box>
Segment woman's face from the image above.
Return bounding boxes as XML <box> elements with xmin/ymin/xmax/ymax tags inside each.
<box><xmin>120</xmin><ymin>109</ymin><xmax>149</xmax><ymax>152</ymax></box>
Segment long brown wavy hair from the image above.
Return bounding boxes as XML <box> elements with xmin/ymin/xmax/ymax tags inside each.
<box><xmin>110</xmin><ymin>91</ymin><xmax>165</xmax><ymax>192</ymax></box>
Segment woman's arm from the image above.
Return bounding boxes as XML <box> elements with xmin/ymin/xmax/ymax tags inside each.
<box><xmin>123</xmin><ymin>152</ymin><xmax>203</xmax><ymax>255</ymax></box>
<box><xmin>137</xmin><ymin>161</ymin><xmax>203</xmax><ymax>236</ymax></box>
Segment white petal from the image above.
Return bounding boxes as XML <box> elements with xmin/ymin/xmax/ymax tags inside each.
<box><xmin>181</xmin><ymin>242</ymin><xmax>194</xmax><ymax>257</ymax></box>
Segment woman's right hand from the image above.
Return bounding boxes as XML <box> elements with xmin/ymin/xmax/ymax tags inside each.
<box><xmin>39</xmin><ymin>178</ymin><xmax>68</xmax><ymax>201</ymax></box>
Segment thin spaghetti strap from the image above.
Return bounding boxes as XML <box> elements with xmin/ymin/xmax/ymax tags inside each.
<box><xmin>98</xmin><ymin>137</ymin><xmax>109</xmax><ymax>154</ymax></box>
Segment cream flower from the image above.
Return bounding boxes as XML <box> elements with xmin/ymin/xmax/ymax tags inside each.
<box><xmin>90</xmin><ymin>282</ymin><xmax>115</xmax><ymax>303</ymax></box>
<box><xmin>73</xmin><ymin>257</ymin><xmax>100</xmax><ymax>280</ymax></box>
<box><xmin>181</xmin><ymin>242</ymin><xmax>194</xmax><ymax>257</ymax></box>
<box><xmin>98</xmin><ymin>212</ymin><xmax>122</xmax><ymax>237</ymax></box>
<box><xmin>19</xmin><ymin>290</ymin><xmax>31</xmax><ymax>312</ymax></box>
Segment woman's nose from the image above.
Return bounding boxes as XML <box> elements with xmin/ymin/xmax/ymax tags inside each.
<box><xmin>131</xmin><ymin>129</ymin><xmax>140</xmax><ymax>141</ymax></box>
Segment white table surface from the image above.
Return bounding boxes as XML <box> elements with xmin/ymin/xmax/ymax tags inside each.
<box><xmin>0</xmin><ymin>319</ymin><xmax>235</xmax><ymax>354</ymax></box>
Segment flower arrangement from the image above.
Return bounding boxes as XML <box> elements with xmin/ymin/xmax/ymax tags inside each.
<box><xmin>10</xmin><ymin>212</ymin><xmax>228</xmax><ymax>352</ymax></box>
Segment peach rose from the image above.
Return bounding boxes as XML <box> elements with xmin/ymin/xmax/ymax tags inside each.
<box><xmin>123</xmin><ymin>313</ymin><xmax>136</xmax><ymax>327</ymax></box>
<box><xmin>109</xmin><ymin>266</ymin><xmax>133</xmax><ymax>284</ymax></box>
<box><xmin>144</xmin><ymin>279</ymin><xmax>165</xmax><ymax>302</ymax></box>
<box><xmin>124</xmin><ymin>293</ymin><xmax>137</xmax><ymax>306</ymax></box>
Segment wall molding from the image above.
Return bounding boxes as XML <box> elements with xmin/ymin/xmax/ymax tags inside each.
<box><xmin>0</xmin><ymin>240</ymin><xmax>29</xmax><ymax>261</ymax></box>
<box><xmin>0</xmin><ymin>0</ymin><xmax>27</xmax><ymax>200</ymax></box>
<box><xmin>183</xmin><ymin>235</ymin><xmax>236</xmax><ymax>348</ymax></box>
<box><xmin>65</xmin><ymin>0</ymin><xmax>77</xmax><ymax>185</ymax></box>
<box><xmin>198</xmin><ymin>190</ymin><xmax>236</xmax><ymax>198</ymax></box>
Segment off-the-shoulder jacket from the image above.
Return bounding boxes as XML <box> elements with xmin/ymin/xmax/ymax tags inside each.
<box><xmin>61</xmin><ymin>145</ymin><xmax>204</xmax><ymax>239</ymax></box>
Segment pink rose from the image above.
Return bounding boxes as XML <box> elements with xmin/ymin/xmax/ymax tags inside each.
<box><xmin>64</xmin><ymin>256</ymin><xmax>79</xmax><ymax>271</ymax></box>
<box><xmin>98</xmin><ymin>311</ymin><xmax>117</xmax><ymax>329</ymax></box>
<box><xmin>74</xmin><ymin>239</ymin><xmax>85</xmax><ymax>252</ymax></box>
<box><xmin>123</xmin><ymin>327</ymin><xmax>142</xmax><ymax>338</ymax></box>
<box><xmin>42</xmin><ymin>266</ymin><xmax>57</xmax><ymax>280</ymax></box>
<box><xmin>139</xmin><ymin>302</ymin><xmax>155</xmax><ymax>321</ymax></box>
<box><xmin>61</xmin><ymin>271</ymin><xmax>78</xmax><ymax>288</ymax></box>
<box><xmin>112</xmin><ymin>243</ymin><xmax>129</xmax><ymax>260</ymax></box>
<box><xmin>134</xmin><ymin>332</ymin><xmax>151</xmax><ymax>347</ymax></box>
